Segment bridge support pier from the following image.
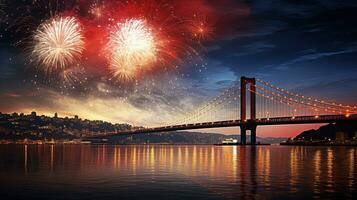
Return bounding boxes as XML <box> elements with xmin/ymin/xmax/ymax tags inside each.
<box><xmin>251</xmin><ymin>125</ymin><xmax>257</xmax><ymax>145</ymax></box>
<box><xmin>241</xmin><ymin>127</ymin><xmax>247</xmax><ymax>144</ymax></box>
<box><xmin>240</xmin><ymin>125</ymin><xmax>257</xmax><ymax>145</ymax></box>
<box><xmin>240</xmin><ymin>76</ymin><xmax>257</xmax><ymax>145</ymax></box>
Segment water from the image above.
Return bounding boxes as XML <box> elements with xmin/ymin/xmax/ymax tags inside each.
<box><xmin>0</xmin><ymin>145</ymin><xmax>356</xmax><ymax>199</ymax></box>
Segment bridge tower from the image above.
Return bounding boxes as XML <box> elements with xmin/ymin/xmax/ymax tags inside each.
<box><xmin>240</xmin><ymin>76</ymin><xmax>257</xmax><ymax>144</ymax></box>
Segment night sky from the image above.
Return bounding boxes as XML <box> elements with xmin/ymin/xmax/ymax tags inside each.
<box><xmin>1</xmin><ymin>0</ymin><xmax>357</xmax><ymax>137</ymax></box>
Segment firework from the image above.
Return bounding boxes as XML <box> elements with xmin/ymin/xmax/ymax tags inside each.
<box><xmin>189</xmin><ymin>16</ymin><xmax>212</xmax><ymax>41</ymax></box>
<box><xmin>59</xmin><ymin>66</ymin><xmax>85</xmax><ymax>84</ymax></box>
<box><xmin>192</xmin><ymin>22</ymin><xmax>211</xmax><ymax>40</ymax></box>
<box><xmin>32</xmin><ymin>16</ymin><xmax>84</xmax><ymax>74</ymax></box>
<box><xmin>107</xmin><ymin>19</ymin><xmax>157</xmax><ymax>80</ymax></box>
<box><xmin>89</xmin><ymin>1</ymin><xmax>105</xmax><ymax>19</ymax></box>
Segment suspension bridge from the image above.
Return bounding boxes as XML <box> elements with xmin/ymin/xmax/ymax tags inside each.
<box><xmin>90</xmin><ymin>76</ymin><xmax>357</xmax><ymax>144</ymax></box>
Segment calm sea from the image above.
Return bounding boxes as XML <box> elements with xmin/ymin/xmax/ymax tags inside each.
<box><xmin>0</xmin><ymin>145</ymin><xmax>356</xmax><ymax>199</ymax></box>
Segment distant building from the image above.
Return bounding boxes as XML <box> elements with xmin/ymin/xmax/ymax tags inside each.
<box><xmin>336</xmin><ymin>131</ymin><xmax>348</xmax><ymax>141</ymax></box>
<box><xmin>353</xmin><ymin>132</ymin><xmax>357</xmax><ymax>140</ymax></box>
<box><xmin>0</xmin><ymin>111</ymin><xmax>133</xmax><ymax>140</ymax></box>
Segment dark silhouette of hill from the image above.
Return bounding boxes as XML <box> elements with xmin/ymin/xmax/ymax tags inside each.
<box><xmin>296</xmin><ymin>122</ymin><xmax>357</xmax><ymax>140</ymax></box>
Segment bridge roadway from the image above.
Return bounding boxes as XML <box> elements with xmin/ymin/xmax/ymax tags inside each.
<box><xmin>92</xmin><ymin>114</ymin><xmax>357</xmax><ymax>137</ymax></box>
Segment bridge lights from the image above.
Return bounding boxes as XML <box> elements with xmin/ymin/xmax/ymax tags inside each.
<box><xmin>314</xmin><ymin>115</ymin><xmax>319</xmax><ymax>119</ymax></box>
<box><xmin>292</xmin><ymin>116</ymin><xmax>295</xmax><ymax>119</ymax></box>
<box><xmin>345</xmin><ymin>114</ymin><xmax>350</xmax><ymax>118</ymax></box>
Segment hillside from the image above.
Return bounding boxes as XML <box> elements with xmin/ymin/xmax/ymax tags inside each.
<box><xmin>295</xmin><ymin>122</ymin><xmax>357</xmax><ymax>140</ymax></box>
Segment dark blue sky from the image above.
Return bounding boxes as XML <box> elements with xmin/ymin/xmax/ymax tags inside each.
<box><xmin>0</xmin><ymin>0</ymin><xmax>357</xmax><ymax>127</ymax></box>
<box><xmin>197</xmin><ymin>0</ymin><xmax>357</xmax><ymax>105</ymax></box>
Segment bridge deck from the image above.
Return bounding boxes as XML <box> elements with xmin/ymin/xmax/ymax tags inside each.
<box><xmin>89</xmin><ymin>114</ymin><xmax>357</xmax><ymax>137</ymax></box>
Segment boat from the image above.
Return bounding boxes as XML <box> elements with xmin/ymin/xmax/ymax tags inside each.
<box><xmin>218</xmin><ymin>138</ymin><xmax>239</xmax><ymax>145</ymax></box>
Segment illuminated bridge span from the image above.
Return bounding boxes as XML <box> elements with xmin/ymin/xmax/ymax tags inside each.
<box><xmin>92</xmin><ymin>76</ymin><xmax>357</xmax><ymax>144</ymax></box>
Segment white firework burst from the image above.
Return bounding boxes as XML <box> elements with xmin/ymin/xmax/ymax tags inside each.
<box><xmin>32</xmin><ymin>16</ymin><xmax>84</xmax><ymax>74</ymax></box>
<box><xmin>107</xmin><ymin>19</ymin><xmax>157</xmax><ymax>80</ymax></box>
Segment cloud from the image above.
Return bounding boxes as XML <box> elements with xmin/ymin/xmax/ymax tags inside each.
<box><xmin>0</xmin><ymin>70</ymin><xmax>225</xmax><ymax>126</ymax></box>
<box><xmin>293</xmin><ymin>47</ymin><xmax>357</xmax><ymax>62</ymax></box>
<box><xmin>223</xmin><ymin>20</ymin><xmax>286</xmax><ymax>41</ymax></box>
<box><xmin>0</xmin><ymin>87</ymin><xmax>189</xmax><ymax>126</ymax></box>
<box><xmin>215</xmin><ymin>80</ymin><xmax>234</xmax><ymax>87</ymax></box>
<box><xmin>251</xmin><ymin>0</ymin><xmax>316</xmax><ymax>17</ymax></box>
<box><xmin>251</xmin><ymin>0</ymin><xmax>357</xmax><ymax>18</ymax></box>
<box><xmin>3</xmin><ymin>92</ymin><xmax>21</xmax><ymax>98</ymax></box>
<box><xmin>273</xmin><ymin>45</ymin><xmax>357</xmax><ymax>70</ymax></box>
<box><xmin>195</xmin><ymin>59</ymin><xmax>237</xmax><ymax>90</ymax></box>
<box><xmin>233</xmin><ymin>41</ymin><xmax>275</xmax><ymax>57</ymax></box>
<box><xmin>291</xmin><ymin>77</ymin><xmax>357</xmax><ymax>105</ymax></box>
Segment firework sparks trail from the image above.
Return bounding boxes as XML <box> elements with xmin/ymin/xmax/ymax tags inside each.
<box><xmin>60</xmin><ymin>66</ymin><xmax>85</xmax><ymax>84</ymax></box>
<box><xmin>190</xmin><ymin>20</ymin><xmax>212</xmax><ymax>41</ymax></box>
<box><xmin>107</xmin><ymin>19</ymin><xmax>157</xmax><ymax>80</ymax></box>
<box><xmin>89</xmin><ymin>1</ymin><xmax>105</xmax><ymax>19</ymax></box>
<box><xmin>32</xmin><ymin>16</ymin><xmax>84</xmax><ymax>74</ymax></box>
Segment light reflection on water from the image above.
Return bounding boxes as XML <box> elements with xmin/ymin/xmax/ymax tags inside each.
<box><xmin>0</xmin><ymin>145</ymin><xmax>356</xmax><ymax>200</ymax></box>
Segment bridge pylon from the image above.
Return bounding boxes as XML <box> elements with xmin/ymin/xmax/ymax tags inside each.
<box><xmin>240</xmin><ymin>76</ymin><xmax>257</xmax><ymax>144</ymax></box>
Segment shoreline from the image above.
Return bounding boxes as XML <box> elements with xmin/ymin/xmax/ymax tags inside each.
<box><xmin>1</xmin><ymin>143</ymin><xmax>357</xmax><ymax>146</ymax></box>
<box><xmin>280</xmin><ymin>142</ymin><xmax>357</xmax><ymax>146</ymax></box>
<box><xmin>214</xmin><ymin>143</ymin><xmax>270</xmax><ymax>146</ymax></box>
